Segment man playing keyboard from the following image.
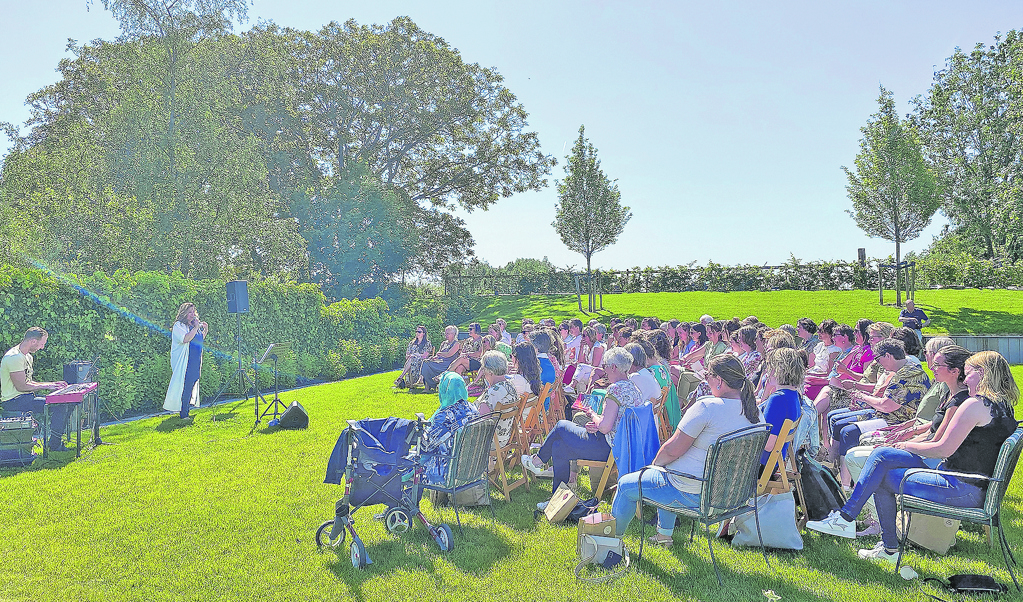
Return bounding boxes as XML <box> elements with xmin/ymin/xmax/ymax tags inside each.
<box><xmin>1</xmin><ymin>327</ymin><xmax>72</xmax><ymax>451</ymax></box>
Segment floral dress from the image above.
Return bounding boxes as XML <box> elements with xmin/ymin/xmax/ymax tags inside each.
<box><xmin>406</xmin><ymin>339</ymin><xmax>434</xmax><ymax>386</ymax></box>
<box><xmin>479</xmin><ymin>379</ymin><xmax>520</xmax><ymax>447</ymax></box>
<box><xmin>421</xmin><ymin>400</ymin><xmax>479</xmax><ymax>485</ymax></box>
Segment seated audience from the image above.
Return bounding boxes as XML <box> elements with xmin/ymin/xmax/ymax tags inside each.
<box><xmin>797</xmin><ymin>318</ymin><xmax>819</xmax><ymax>359</ymax></box>
<box><xmin>805</xmin><ymin>323</ymin><xmax>855</xmax><ymax>401</ymax></box>
<box><xmin>476</xmin><ymin>350</ymin><xmax>520</xmax><ymax>447</ymax></box>
<box><xmin>610</xmin><ymin>354</ymin><xmax>761</xmax><ymax>546</ymax></box>
<box><xmin>421</xmin><ymin>326</ymin><xmax>462</xmax><ymax>393</ymax></box>
<box><xmin>395</xmin><ymin>325</ymin><xmax>433</xmax><ymax>388</ymax></box>
<box><xmin>808</xmin><ymin>350</ymin><xmax>1018</xmax><ymax>564</ymax></box>
<box><xmin>523</xmin><ymin>347</ymin><xmax>646</xmax><ymax>491</ymax></box>
<box><xmin>625</xmin><ymin>341</ymin><xmax>662</xmax><ymax>403</ymax></box>
<box><xmin>496</xmin><ymin>318</ymin><xmax>513</xmax><ymax>345</ymax></box>
<box><xmin>806</xmin><ymin>319</ymin><xmax>840</xmax><ymax>382</ymax></box>
<box><xmin>826</xmin><ymin>338</ymin><xmax>929</xmax><ymax>483</ymax></box>
<box><xmin>449</xmin><ymin>322</ymin><xmax>484</xmax><ymax>377</ymax></box>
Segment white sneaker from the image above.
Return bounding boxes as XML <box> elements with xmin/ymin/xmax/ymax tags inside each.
<box><xmin>857</xmin><ymin>541</ymin><xmax>900</xmax><ymax>563</ymax></box>
<box><xmin>805</xmin><ymin>510</ymin><xmax>856</xmax><ymax>538</ymax></box>
<box><xmin>536</xmin><ymin>500</ymin><xmax>549</xmax><ymax>511</ymax></box>
<box><xmin>521</xmin><ymin>454</ymin><xmax>554</xmax><ymax>478</ymax></box>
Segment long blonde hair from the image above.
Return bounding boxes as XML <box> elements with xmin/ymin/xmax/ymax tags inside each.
<box><xmin>966</xmin><ymin>351</ymin><xmax>1019</xmax><ymax>407</ymax></box>
<box><xmin>707</xmin><ymin>354</ymin><xmax>760</xmax><ymax>423</ymax></box>
<box><xmin>175</xmin><ymin>302</ymin><xmax>196</xmax><ymax>327</ymax></box>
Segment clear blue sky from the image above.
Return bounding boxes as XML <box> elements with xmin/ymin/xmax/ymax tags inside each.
<box><xmin>2</xmin><ymin>1</ymin><xmax>1020</xmax><ymax>270</ymax></box>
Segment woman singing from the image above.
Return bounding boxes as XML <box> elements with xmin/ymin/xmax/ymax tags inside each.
<box><xmin>164</xmin><ymin>302</ymin><xmax>208</xmax><ymax>419</ymax></box>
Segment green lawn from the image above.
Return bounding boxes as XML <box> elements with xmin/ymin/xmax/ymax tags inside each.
<box><xmin>468</xmin><ymin>289</ymin><xmax>1023</xmax><ymax>335</ymax></box>
<box><xmin>3</xmin><ymin>369</ymin><xmax>1023</xmax><ymax>602</ymax></box>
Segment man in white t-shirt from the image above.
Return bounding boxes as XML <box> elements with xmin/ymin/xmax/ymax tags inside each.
<box><xmin>1</xmin><ymin>327</ymin><xmax>72</xmax><ymax>451</ymax></box>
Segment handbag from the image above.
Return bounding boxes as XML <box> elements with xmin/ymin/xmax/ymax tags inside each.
<box><xmin>730</xmin><ymin>491</ymin><xmax>803</xmax><ymax>550</ymax></box>
<box><xmin>923</xmin><ymin>574</ymin><xmax>1008</xmax><ymax>597</ymax></box>
<box><xmin>575</xmin><ymin>534</ymin><xmax>630</xmax><ymax>582</ymax></box>
<box><xmin>796</xmin><ymin>448</ymin><xmax>847</xmax><ymax>521</ymax></box>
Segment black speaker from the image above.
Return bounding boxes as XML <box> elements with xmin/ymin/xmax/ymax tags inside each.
<box><xmin>278</xmin><ymin>401</ymin><xmax>308</xmax><ymax>429</ymax></box>
<box><xmin>226</xmin><ymin>280</ymin><xmax>249</xmax><ymax>314</ymax></box>
<box><xmin>63</xmin><ymin>361</ymin><xmax>93</xmax><ymax>384</ymax></box>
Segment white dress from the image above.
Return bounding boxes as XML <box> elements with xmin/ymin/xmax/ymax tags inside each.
<box><xmin>163</xmin><ymin>322</ymin><xmax>201</xmax><ymax>412</ymax></box>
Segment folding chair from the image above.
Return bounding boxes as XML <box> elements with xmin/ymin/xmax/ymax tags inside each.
<box><xmin>488</xmin><ymin>393</ymin><xmax>531</xmax><ymax>501</ymax></box>
<box><xmin>518</xmin><ymin>393</ymin><xmax>544</xmax><ymax>451</ymax></box>
<box><xmin>896</xmin><ymin>426</ymin><xmax>1023</xmax><ymax>590</ymax></box>
<box><xmin>756</xmin><ymin>417</ymin><xmax>809</xmax><ymax>529</ymax></box>
<box><xmin>651</xmin><ymin>386</ymin><xmax>671</xmax><ymax>443</ymax></box>
<box><xmin>578</xmin><ymin>449</ymin><xmax>617</xmax><ymax>499</ymax></box>
<box><xmin>637</xmin><ymin>424</ymin><xmax>771</xmax><ymax>586</ymax></box>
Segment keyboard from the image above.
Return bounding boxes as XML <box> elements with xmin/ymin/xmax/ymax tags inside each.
<box><xmin>45</xmin><ymin>382</ymin><xmax>98</xmax><ymax>404</ymax></box>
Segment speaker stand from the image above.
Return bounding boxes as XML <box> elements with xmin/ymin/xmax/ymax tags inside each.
<box><xmin>209</xmin><ymin>313</ymin><xmax>265</xmax><ymax>432</ymax></box>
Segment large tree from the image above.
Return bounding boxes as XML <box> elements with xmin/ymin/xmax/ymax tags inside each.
<box><xmin>845</xmin><ymin>87</ymin><xmax>940</xmax><ymax>305</ymax></box>
<box><xmin>911</xmin><ymin>31</ymin><xmax>1023</xmax><ymax>261</ymax></box>
<box><xmin>286</xmin><ymin>17</ymin><xmax>556</xmax><ymax>212</ymax></box>
<box><xmin>553</xmin><ymin>126</ymin><xmax>631</xmax><ymax>311</ymax></box>
<box><xmin>1</xmin><ymin>33</ymin><xmax>305</xmax><ymax>279</ymax></box>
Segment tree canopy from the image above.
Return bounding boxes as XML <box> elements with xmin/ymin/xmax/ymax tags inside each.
<box><xmin>844</xmin><ymin>87</ymin><xmax>939</xmax><ymax>304</ymax></box>
<box><xmin>911</xmin><ymin>30</ymin><xmax>1023</xmax><ymax>261</ymax></box>
<box><xmin>0</xmin><ymin>13</ymin><xmax>551</xmax><ymax>293</ymax></box>
<box><xmin>553</xmin><ymin>126</ymin><xmax>630</xmax><ymax>310</ymax></box>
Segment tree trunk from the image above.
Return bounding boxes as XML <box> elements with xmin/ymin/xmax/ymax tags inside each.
<box><xmin>895</xmin><ymin>238</ymin><xmax>902</xmax><ymax>307</ymax></box>
<box><xmin>586</xmin><ymin>254</ymin><xmax>592</xmax><ymax>312</ymax></box>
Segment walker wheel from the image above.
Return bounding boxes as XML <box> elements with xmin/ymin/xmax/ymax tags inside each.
<box><xmin>350</xmin><ymin>538</ymin><xmax>368</xmax><ymax>569</ymax></box>
<box><xmin>315</xmin><ymin>519</ymin><xmax>345</xmax><ymax>549</ymax></box>
<box><xmin>384</xmin><ymin>507</ymin><xmax>413</xmax><ymax>534</ymax></box>
<box><xmin>434</xmin><ymin>523</ymin><xmax>454</xmax><ymax>552</ymax></box>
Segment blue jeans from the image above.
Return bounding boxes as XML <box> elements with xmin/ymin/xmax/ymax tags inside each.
<box><xmin>829</xmin><ymin>408</ymin><xmax>868</xmax><ymax>458</ymax></box>
<box><xmin>3</xmin><ymin>393</ymin><xmax>69</xmax><ymax>436</ymax></box>
<box><xmin>536</xmin><ymin>420</ymin><xmax>610</xmax><ymax>491</ymax></box>
<box><xmin>841</xmin><ymin>447</ymin><xmax>984</xmax><ymax>550</ymax></box>
<box><xmin>612</xmin><ymin>467</ymin><xmax>701</xmax><ymax>537</ymax></box>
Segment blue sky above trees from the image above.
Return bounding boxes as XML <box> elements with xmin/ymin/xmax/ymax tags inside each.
<box><xmin>2</xmin><ymin>0</ymin><xmax>1019</xmax><ymax>270</ymax></box>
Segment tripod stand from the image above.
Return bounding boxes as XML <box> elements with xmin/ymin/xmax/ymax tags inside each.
<box><xmin>256</xmin><ymin>343</ymin><xmax>290</xmax><ymax>422</ymax></box>
<box><xmin>209</xmin><ymin>312</ymin><xmax>265</xmax><ymax>430</ymax></box>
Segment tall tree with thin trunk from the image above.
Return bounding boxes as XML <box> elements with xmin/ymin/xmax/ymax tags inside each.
<box><xmin>844</xmin><ymin>87</ymin><xmax>940</xmax><ymax>306</ymax></box>
<box><xmin>553</xmin><ymin>126</ymin><xmax>631</xmax><ymax>311</ymax></box>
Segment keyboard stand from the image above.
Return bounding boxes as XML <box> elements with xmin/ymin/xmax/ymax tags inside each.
<box><xmin>42</xmin><ymin>401</ymin><xmax>84</xmax><ymax>459</ymax></box>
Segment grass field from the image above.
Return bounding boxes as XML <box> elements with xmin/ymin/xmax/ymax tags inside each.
<box><xmin>468</xmin><ymin>289</ymin><xmax>1023</xmax><ymax>335</ymax></box>
<box><xmin>3</xmin><ymin>369</ymin><xmax>1023</xmax><ymax>602</ymax></box>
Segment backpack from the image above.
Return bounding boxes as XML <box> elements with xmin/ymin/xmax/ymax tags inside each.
<box><xmin>795</xmin><ymin>448</ymin><xmax>846</xmax><ymax>521</ymax></box>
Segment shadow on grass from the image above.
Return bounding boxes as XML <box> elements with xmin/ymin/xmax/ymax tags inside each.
<box><xmin>0</xmin><ymin>446</ymin><xmax>78</xmax><ymax>477</ymax></box>
<box><xmin>324</xmin><ymin>522</ymin><xmax>512</xmax><ymax>594</ymax></box>
<box><xmin>925</xmin><ymin>304</ymin><xmax>1023</xmax><ymax>336</ymax></box>
<box><xmin>154</xmin><ymin>416</ymin><xmax>195</xmax><ymax>432</ymax></box>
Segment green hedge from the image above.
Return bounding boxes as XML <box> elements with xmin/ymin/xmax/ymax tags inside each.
<box><xmin>0</xmin><ymin>267</ymin><xmax>418</xmax><ymax>417</ymax></box>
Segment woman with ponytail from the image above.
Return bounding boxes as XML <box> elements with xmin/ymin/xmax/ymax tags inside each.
<box><xmin>609</xmin><ymin>354</ymin><xmax>761</xmax><ymax>546</ymax></box>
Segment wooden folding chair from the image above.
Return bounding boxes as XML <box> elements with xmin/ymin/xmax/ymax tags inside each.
<box><xmin>578</xmin><ymin>448</ymin><xmax>617</xmax><ymax>499</ymax></box>
<box><xmin>756</xmin><ymin>418</ymin><xmax>809</xmax><ymax>529</ymax></box>
<box><xmin>518</xmin><ymin>393</ymin><xmax>543</xmax><ymax>452</ymax></box>
<box><xmin>651</xmin><ymin>385</ymin><xmax>671</xmax><ymax>443</ymax></box>
<box><xmin>488</xmin><ymin>394</ymin><xmax>531</xmax><ymax>501</ymax></box>
<box><xmin>537</xmin><ymin>382</ymin><xmax>557</xmax><ymax>435</ymax></box>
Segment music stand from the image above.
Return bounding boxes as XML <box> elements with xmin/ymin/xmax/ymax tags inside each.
<box><xmin>256</xmin><ymin>342</ymin><xmax>292</xmax><ymax>421</ymax></box>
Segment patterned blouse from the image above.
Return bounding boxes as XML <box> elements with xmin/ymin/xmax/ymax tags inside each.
<box><xmin>858</xmin><ymin>362</ymin><xmax>930</xmax><ymax>424</ymax></box>
<box><xmin>604</xmin><ymin>379</ymin><xmax>645</xmax><ymax>447</ymax></box>
<box><xmin>480</xmin><ymin>379</ymin><xmax>520</xmax><ymax>448</ymax></box>
<box><xmin>460</xmin><ymin>336</ymin><xmax>482</xmax><ymax>357</ymax></box>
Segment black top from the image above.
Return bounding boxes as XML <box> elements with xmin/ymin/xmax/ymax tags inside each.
<box><xmin>929</xmin><ymin>389</ymin><xmax>971</xmax><ymax>435</ymax></box>
<box><xmin>943</xmin><ymin>395</ymin><xmax>1018</xmax><ymax>489</ymax></box>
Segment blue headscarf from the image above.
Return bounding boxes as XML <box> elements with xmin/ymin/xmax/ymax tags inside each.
<box><xmin>436</xmin><ymin>371</ymin><xmax>468</xmax><ymax>412</ymax></box>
